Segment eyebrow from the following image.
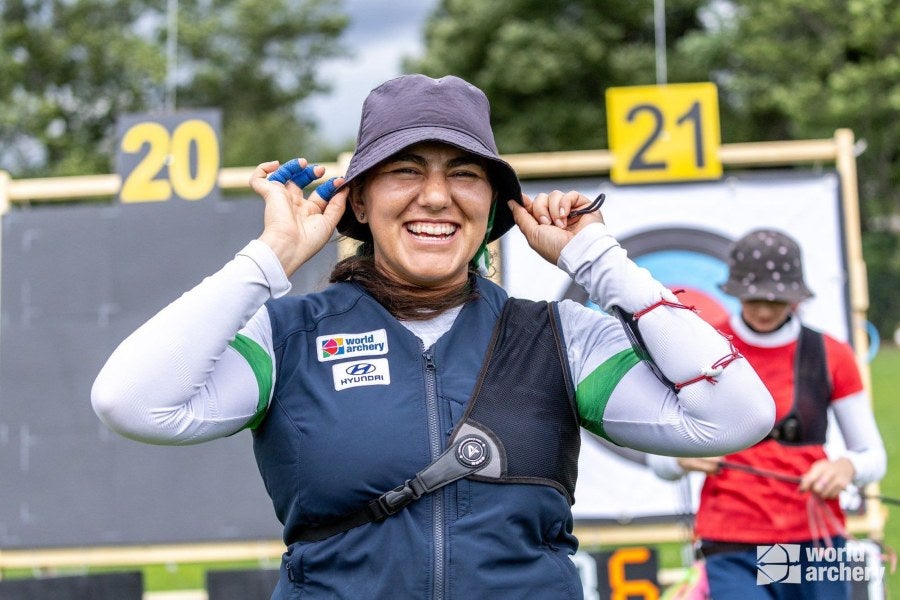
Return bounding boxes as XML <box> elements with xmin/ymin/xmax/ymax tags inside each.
<box><xmin>386</xmin><ymin>152</ymin><xmax>487</xmax><ymax>170</ymax></box>
<box><xmin>385</xmin><ymin>152</ymin><xmax>426</xmax><ymax>166</ymax></box>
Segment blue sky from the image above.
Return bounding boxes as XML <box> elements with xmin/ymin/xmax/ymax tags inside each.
<box><xmin>307</xmin><ymin>0</ymin><xmax>440</xmax><ymax>146</ymax></box>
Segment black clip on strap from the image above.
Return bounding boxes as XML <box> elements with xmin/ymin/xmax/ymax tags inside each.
<box><xmin>297</xmin><ymin>435</ymin><xmax>492</xmax><ymax>542</ymax></box>
<box><xmin>368</xmin><ymin>434</ymin><xmax>492</xmax><ymax>521</ymax></box>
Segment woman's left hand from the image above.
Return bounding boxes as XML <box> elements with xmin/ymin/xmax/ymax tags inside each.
<box><xmin>799</xmin><ymin>457</ymin><xmax>856</xmax><ymax>499</ymax></box>
<box><xmin>507</xmin><ymin>191</ymin><xmax>604</xmax><ymax>265</ymax></box>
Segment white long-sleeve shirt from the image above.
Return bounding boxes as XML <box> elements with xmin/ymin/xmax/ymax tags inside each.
<box><xmin>93</xmin><ymin>223</ymin><xmax>775</xmax><ymax>456</ymax></box>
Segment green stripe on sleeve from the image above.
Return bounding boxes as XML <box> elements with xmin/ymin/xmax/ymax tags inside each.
<box><xmin>576</xmin><ymin>347</ymin><xmax>642</xmax><ymax>442</ymax></box>
<box><xmin>229</xmin><ymin>333</ymin><xmax>274</xmax><ymax>431</ymax></box>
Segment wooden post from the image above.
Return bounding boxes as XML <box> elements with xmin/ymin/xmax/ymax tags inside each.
<box><xmin>834</xmin><ymin>128</ymin><xmax>886</xmax><ymax>541</ymax></box>
<box><xmin>0</xmin><ymin>170</ymin><xmax>11</xmax><ymax>215</ymax></box>
<box><xmin>334</xmin><ymin>151</ymin><xmax>359</xmax><ymax>261</ymax></box>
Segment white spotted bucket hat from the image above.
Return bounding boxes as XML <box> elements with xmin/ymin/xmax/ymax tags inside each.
<box><xmin>719</xmin><ymin>229</ymin><xmax>814</xmax><ymax>303</ymax></box>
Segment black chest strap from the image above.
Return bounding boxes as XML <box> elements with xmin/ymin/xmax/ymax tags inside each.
<box><xmin>294</xmin><ymin>429</ymin><xmax>497</xmax><ymax>542</ymax></box>
<box><xmin>451</xmin><ymin>298</ymin><xmax>579</xmax><ymax>502</ymax></box>
<box><xmin>767</xmin><ymin>325</ymin><xmax>833</xmax><ymax>445</ymax></box>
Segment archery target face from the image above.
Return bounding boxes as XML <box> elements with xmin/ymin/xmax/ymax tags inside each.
<box><xmin>565</xmin><ymin>228</ymin><xmax>739</xmax><ymax>327</ymax></box>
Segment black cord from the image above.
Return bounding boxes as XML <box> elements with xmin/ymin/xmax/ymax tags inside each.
<box><xmin>569</xmin><ymin>192</ymin><xmax>606</xmax><ymax>216</ymax></box>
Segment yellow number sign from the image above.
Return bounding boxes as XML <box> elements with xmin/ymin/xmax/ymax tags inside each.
<box><xmin>606</xmin><ymin>83</ymin><xmax>721</xmax><ymax>185</ymax></box>
<box><xmin>116</xmin><ymin>110</ymin><xmax>222</xmax><ymax>203</ymax></box>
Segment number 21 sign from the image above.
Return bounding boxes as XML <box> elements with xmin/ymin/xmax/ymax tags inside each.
<box><xmin>606</xmin><ymin>82</ymin><xmax>722</xmax><ymax>185</ymax></box>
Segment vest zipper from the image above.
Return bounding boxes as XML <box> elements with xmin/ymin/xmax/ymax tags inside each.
<box><xmin>423</xmin><ymin>348</ymin><xmax>445</xmax><ymax>600</ymax></box>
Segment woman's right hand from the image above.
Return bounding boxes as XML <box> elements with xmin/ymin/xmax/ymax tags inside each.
<box><xmin>249</xmin><ymin>158</ymin><xmax>349</xmax><ymax>277</ymax></box>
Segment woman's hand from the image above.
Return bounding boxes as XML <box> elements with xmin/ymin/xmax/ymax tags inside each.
<box><xmin>249</xmin><ymin>158</ymin><xmax>348</xmax><ymax>277</ymax></box>
<box><xmin>677</xmin><ymin>457</ymin><xmax>723</xmax><ymax>475</ymax></box>
<box><xmin>507</xmin><ymin>190</ymin><xmax>604</xmax><ymax>265</ymax></box>
<box><xmin>799</xmin><ymin>457</ymin><xmax>855</xmax><ymax>499</ymax></box>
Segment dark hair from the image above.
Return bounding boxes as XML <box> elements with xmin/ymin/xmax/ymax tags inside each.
<box><xmin>329</xmin><ymin>243</ymin><xmax>480</xmax><ymax>321</ymax></box>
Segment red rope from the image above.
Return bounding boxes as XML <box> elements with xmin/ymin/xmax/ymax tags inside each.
<box><xmin>631</xmin><ymin>289</ymin><xmax>745</xmax><ymax>390</ymax></box>
<box><xmin>632</xmin><ymin>289</ymin><xmax>695</xmax><ymax>319</ymax></box>
<box><xmin>673</xmin><ymin>348</ymin><xmax>743</xmax><ymax>390</ymax></box>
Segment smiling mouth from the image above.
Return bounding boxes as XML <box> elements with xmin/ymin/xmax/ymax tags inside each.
<box><xmin>406</xmin><ymin>222</ymin><xmax>458</xmax><ymax>240</ymax></box>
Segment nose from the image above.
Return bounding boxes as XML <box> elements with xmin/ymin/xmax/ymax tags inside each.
<box><xmin>754</xmin><ymin>304</ymin><xmax>774</xmax><ymax>318</ymax></box>
<box><xmin>418</xmin><ymin>172</ymin><xmax>451</xmax><ymax>211</ymax></box>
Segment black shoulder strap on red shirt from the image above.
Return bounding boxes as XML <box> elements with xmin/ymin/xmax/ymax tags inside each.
<box><xmin>767</xmin><ymin>325</ymin><xmax>833</xmax><ymax>445</ymax></box>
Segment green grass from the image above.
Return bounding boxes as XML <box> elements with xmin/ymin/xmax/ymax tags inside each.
<box><xmin>870</xmin><ymin>344</ymin><xmax>899</xmax><ymax>598</ymax></box>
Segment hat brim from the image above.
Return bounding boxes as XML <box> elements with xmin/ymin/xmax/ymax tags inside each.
<box><xmin>336</xmin><ymin>126</ymin><xmax>521</xmax><ymax>243</ymax></box>
<box><xmin>718</xmin><ymin>281</ymin><xmax>814</xmax><ymax>304</ymax></box>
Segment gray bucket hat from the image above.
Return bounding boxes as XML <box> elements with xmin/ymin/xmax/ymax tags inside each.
<box><xmin>719</xmin><ymin>228</ymin><xmax>814</xmax><ymax>303</ymax></box>
<box><xmin>336</xmin><ymin>74</ymin><xmax>522</xmax><ymax>242</ymax></box>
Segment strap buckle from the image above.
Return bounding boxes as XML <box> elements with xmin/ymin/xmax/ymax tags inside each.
<box><xmin>367</xmin><ymin>435</ymin><xmax>491</xmax><ymax>522</ymax></box>
<box><xmin>370</xmin><ymin>477</ymin><xmax>425</xmax><ymax>521</ymax></box>
<box><xmin>294</xmin><ymin>433</ymin><xmax>495</xmax><ymax>542</ymax></box>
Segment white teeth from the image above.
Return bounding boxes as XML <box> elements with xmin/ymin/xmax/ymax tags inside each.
<box><xmin>407</xmin><ymin>222</ymin><xmax>457</xmax><ymax>237</ymax></box>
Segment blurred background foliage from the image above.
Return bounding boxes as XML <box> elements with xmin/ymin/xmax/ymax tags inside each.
<box><xmin>1</xmin><ymin>0</ymin><xmax>897</xmax><ymax>336</ymax></box>
<box><xmin>0</xmin><ymin>0</ymin><xmax>348</xmax><ymax>174</ymax></box>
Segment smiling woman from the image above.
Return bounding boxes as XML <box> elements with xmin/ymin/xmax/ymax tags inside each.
<box><xmin>325</xmin><ymin>74</ymin><xmax>522</xmax><ymax>318</ymax></box>
<box><xmin>329</xmin><ymin>142</ymin><xmax>496</xmax><ymax>317</ymax></box>
<box><xmin>91</xmin><ymin>74</ymin><xmax>777</xmax><ymax>599</ymax></box>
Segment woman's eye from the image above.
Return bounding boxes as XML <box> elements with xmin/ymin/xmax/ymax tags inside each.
<box><xmin>390</xmin><ymin>166</ymin><xmax>419</xmax><ymax>175</ymax></box>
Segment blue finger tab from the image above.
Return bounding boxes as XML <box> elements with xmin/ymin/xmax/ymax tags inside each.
<box><xmin>267</xmin><ymin>159</ymin><xmax>318</xmax><ymax>188</ymax></box>
<box><xmin>315</xmin><ymin>177</ymin><xmax>339</xmax><ymax>202</ymax></box>
<box><xmin>289</xmin><ymin>165</ymin><xmax>318</xmax><ymax>188</ymax></box>
<box><xmin>266</xmin><ymin>159</ymin><xmax>298</xmax><ymax>183</ymax></box>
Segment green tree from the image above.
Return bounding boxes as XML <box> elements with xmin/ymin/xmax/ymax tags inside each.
<box><xmin>406</xmin><ymin>0</ymin><xmax>708</xmax><ymax>153</ymax></box>
<box><xmin>682</xmin><ymin>0</ymin><xmax>900</xmax><ymax>336</ymax></box>
<box><xmin>173</xmin><ymin>0</ymin><xmax>348</xmax><ymax>168</ymax></box>
<box><xmin>0</xmin><ymin>0</ymin><xmax>163</xmax><ymax>176</ymax></box>
<box><xmin>410</xmin><ymin>0</ymin><xmax>900</xmax><ymax>336</ymax></box>
<box><xmin>0</xmin><ymin>0</ymin><xmax>347</xmax><ymax>178</ymax></box>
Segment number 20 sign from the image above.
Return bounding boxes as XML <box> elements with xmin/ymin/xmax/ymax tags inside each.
<box><xmin>116</xmin><ymin>109</ymin><xmax>221</xmax><ymax>203</ymax></box>
<box><xmin>606</xmin><ymin>83</ymin><xmax>722</xmax><ymax>185</ymax></box>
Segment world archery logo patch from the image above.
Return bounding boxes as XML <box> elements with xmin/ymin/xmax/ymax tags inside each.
<box><xmin>316</xmin><ymin>329</ymin><xmax>389</xmax><ymax>362</ymax></box>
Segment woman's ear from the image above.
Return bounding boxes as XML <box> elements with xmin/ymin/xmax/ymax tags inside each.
<box><xmin>349</xmin><ymin>186</ymin><xmax>367</xmax><ymax>223</ymax></box>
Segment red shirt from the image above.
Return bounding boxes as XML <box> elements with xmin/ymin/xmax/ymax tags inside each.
<box><xmin>693</xmin><ymin>317</ymin><xmax>863</xmax><ymax>543</ymax></box>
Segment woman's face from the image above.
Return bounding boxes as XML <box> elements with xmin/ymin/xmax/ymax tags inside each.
<box><xmin>741</xmin><ymin>299</ymin><xmax>793</xmax><ymax>333</ymax></box>
<box><xmin>354</xmin><ymin>142</ymin><xmax>494</xmax><ymax>288</ymax></box>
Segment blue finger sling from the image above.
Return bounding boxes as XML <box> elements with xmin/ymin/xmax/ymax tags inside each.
<box><xmin>315</xmin><ymin>177</ymin><xmax>339</xmax><ymax>202</ymax></box>
<box><xmin>267</xmin><ymin>159</ymin><xmax>318</xmax><ymax>188</ymax></box>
